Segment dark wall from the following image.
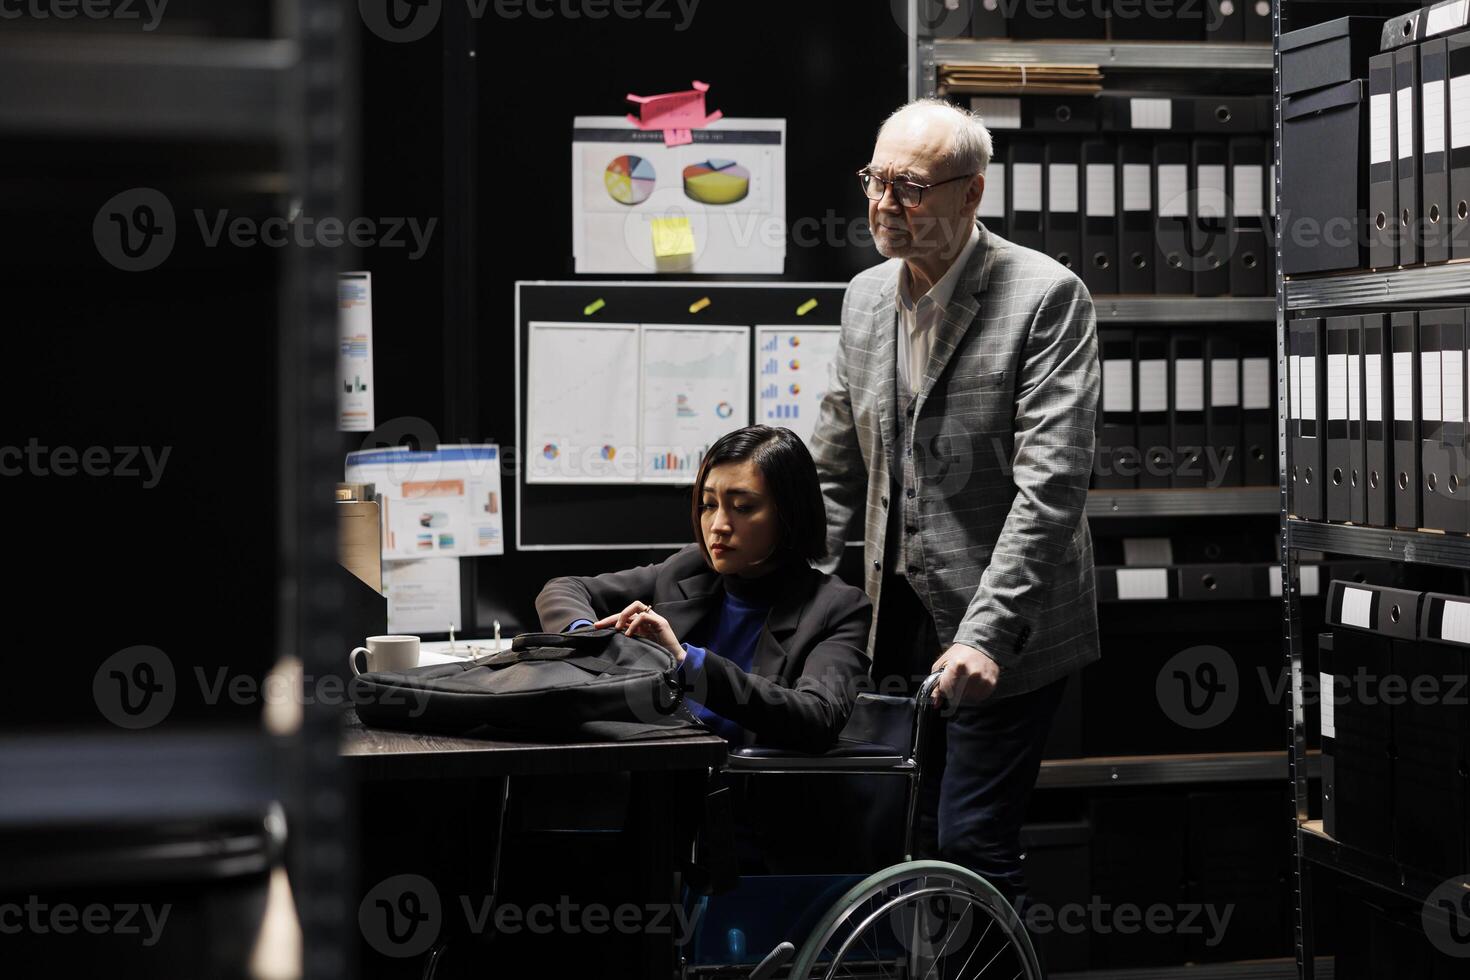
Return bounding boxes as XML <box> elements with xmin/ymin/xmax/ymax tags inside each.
<box><xmin>360</xmin><ymin>1</ymin><xmax>910</xmax><ymax>635</ymax></box>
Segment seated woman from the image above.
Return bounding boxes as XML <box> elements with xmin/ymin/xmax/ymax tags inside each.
<box><xmin>535</xmin><ymin>425</ymin><xmax>871</xmax><ymax>751</ymax></box>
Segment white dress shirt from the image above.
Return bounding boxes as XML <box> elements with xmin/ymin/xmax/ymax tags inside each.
<box><xmin>896</xmin><ymin>224</ymin><xmax>981</xmax><ymax>397</ymax></box>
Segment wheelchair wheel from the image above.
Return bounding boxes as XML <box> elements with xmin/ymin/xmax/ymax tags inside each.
<box><xmin>786</xmin><ymin>859</ymin><xmax>1042</xmax><ymax>980</ymax></box>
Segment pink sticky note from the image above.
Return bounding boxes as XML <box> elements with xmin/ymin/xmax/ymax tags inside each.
<box><xmin>663</xmin><ymin>128</ymin><xmax>693</xmax><ymax>146</ymax></box>
<box><xmin>626</xmin><ymin>80</ymin><xmax>723</xmax><ymax>138</ymax></box>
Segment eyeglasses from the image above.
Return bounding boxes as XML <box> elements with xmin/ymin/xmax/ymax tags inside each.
<box><xmin>857</xmin><ymin>169</ymin><xmax>977</xmax><ymax>208</ymax></box>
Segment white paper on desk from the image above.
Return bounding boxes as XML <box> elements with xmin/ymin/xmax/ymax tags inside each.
<box><xmin>526</xmin><ymin>322</ymin><xmax>641</xmax><ymax>484</ymax></box>
<box><xmin>383</xmin><ymin>557</ymin><xmax>461</xmax><ymax>636</ymax></box>
<box><xmin>345</xmin><ymin>445</ymin><xmax>504</xmax><ymax>557</ymax></box>
<box><xmin>642</xmin><ymin>324</ymin><xmax>750</xmax><ymax>483</ymax></box>
<box><xmin>572</xmin><ymin>116</ymin><xmax>785</xmax><ymax>274</ymax></box>
<box><xmin>756</xmin><ymin>325</ymin><xmax>839</xmax><ymax>448</ymax></box>
<box><xmin>338</xmin><ymin>272</ymin><xmax>375</xmax><ymax>432</ymax></box>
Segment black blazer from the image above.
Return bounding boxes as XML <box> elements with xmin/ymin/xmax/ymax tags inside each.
<box><xmin>535</xmin><ymin>544</ymin><xmax>872</xmax><ymax>751</ymax></box>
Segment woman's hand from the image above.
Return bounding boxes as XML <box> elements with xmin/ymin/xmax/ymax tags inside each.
<box><xmin>592</xmin><ymin>601</ymin><xmax>685</xmax><ymax>662</ymax></box>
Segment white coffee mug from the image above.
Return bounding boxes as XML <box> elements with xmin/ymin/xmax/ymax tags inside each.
<box><xmin>349</xmin><ymin>635</ymin><xmax>421</xmax><ymax>676</ymax></box>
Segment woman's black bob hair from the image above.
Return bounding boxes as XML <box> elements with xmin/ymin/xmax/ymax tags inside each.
<box><xmin>690</xmin><ymin>425</ymin><xmax>828</xmax><ymax>565</ymax></box>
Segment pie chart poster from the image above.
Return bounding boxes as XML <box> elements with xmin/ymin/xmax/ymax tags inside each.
<box><xmin>572</xmin><ymin>116</ymin><xmax>786</xmax><ymax>274</ymax></box>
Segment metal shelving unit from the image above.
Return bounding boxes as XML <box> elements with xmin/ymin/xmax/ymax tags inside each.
<box><xmin>1287</xmin><ymin>520</ymin><xmax>1470</xmax><ymax>569</ymax></box>
<box><xmin>1038</xmin><ymin>750</ymin><xmax>1318</xmax><ymax>789</ymax></box>
<box><xmin>1093</xmin><ymin>296</ymin><xmax>1278</xmax><ymax>322</ymax></box>
<box><xmin>0</xmin><ymin>7</ymin><xmax>349</xmax><ymax>978</ymax></box>
<box><xmin>1089</xmin><ymin>487</ymin><xmax>1279</xmax><ymax>517</ymax></box>
<box><xmin>1285</xmin><ymin>260</ymin><xmax>1470</xmax><ymax>310</ymax></box>
<box><xmin>927</xmin><ymin>37</ymin><xmax>1274</xmax><ymax>80</ymax></box>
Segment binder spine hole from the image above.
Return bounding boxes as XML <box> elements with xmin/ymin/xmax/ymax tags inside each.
<box><xmin>1452</xmin><ymin>475</ymin><xmax>1461</xmax><ymax>495</ymax></box>
<box><xmin>1376</xmin><ymin>212</ymin><xmax>1387</xmax><ymax>231</ymax></box>
<box><xmin>1351</xmin><ymin>470</ymin><xmax>1359</xmax><ymax>489</ymax></box>
<box><xmin>1391</xmin><ymin>604</ymin><xmax>1401</xmax><ymax>624</ymax></box>
<box><xmin>1215</xmin><ymin>106</ymin><xmax>1232</xmax><ymax>124</ymax></box>
<box><xmin>1167</xmin><ymin>253</ymin><xmax>1183</xmax><ymax>268</ymax></box>
<box><xmin>1431</xmin><ymin>205</ymin><xmax>1442</xmax><ymax>224</ymax></box>
<box><xmin>1244</xmin><ymin>253</ymin><xmax>1258</xmax><ymax>268</ymax></box>
<box><xmin>1403</xmin><ymin>18</ymin><xmax>1414</xmax><ymax>37</ymax></box>
<box><xmin>1428</xmin><ymin>473</ymin><xmax>1438</xmax><ymax>494</ymax></box>
<box><xmin>1253</xmin><ymin>447</ymin><xmax>1266</xmax><ymax>461</ymax></box>
<box><xmin>1130</xmin><ymin>252</ymin><xmax>1146</xmax><ymax>269</ymax></box>
<box><xmin>1292</xmin><ymin>465</ymin><xmax>1299</xmax><ymax>483</ymax></box>
<box><xmin>1370</xmin><ymin>470</ymin><xmax>1379</xmax><ymax>489</ymax></box>
<box><xmin>1055</xmin><ymin>106</ymin><xmax>1072</xmax><ymax>123</ymax></box>
<box><xmin>1093</xmin><ymin>252</ymin><xmax>1109</xmax><ymax>269</ymax></box>
<box><xmin>1058</xmin><ymin>252</ymin><xmax>1072</xmax><ymax>268</ymax></box>
<box><xmin>1460</xmin><ymin>201</ymin><xmax>1468</xmax><ymax>221</ymax></box>
<box><xmin>1399</xmin><ymin>472</ymin><xmax>1409</xmax><ymax>490</ymax></box>
<box><xmin>1305</xmin><ymin>467</ymin><xmax>1313</xmax><ymax>485</ymax></box>
<box><xmin>1401</xmin><ymin>208</ymin><xmax>1411</xmax><ymax>228</ymax></box>
<box><xmin>1202</xmin><ymin>575</ymin><xmax>1217</xmax><ymax>591</ymax></box>
<box><xmin>1332</xmin><ymin>468</ymin><xmax>1343</xmax><ymax>487</ymax></box>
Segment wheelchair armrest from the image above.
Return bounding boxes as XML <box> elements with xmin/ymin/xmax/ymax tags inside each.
<box><xmin>726</xmin><ymin>738</ymin><xmax>908</xmax><ymax>772</ymax></box>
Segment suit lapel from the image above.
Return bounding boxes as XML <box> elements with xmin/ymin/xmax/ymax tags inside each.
<box><xmin>915</xmin><ymin>222</ymin><xmax>997</xmax><ymax>416</ymax></box>
<box><xmin>658</xmin><ymin>570</ymin><xmax>721</xmax><ymax>643</ymax></box>
<box><xmin>752</xmin><ymin>583</ymin><xmax>806</xmax><ymax>678</ymax></box>
<box><xmin>873</xmin><ymin>267</ymin><xmax>901</xmax><ymax>474</ymax></box>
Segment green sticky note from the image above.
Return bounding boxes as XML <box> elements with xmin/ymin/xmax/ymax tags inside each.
<box><xmin>651</xmin><ymin>216</ymin><xmax>695</xmax><ymax>258</ymax></box>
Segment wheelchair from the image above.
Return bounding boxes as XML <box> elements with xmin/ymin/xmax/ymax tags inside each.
<box><xmin>680</xmin><ymin>672</ymin><xmax>1044</xmax><ymax>980</ymax></box>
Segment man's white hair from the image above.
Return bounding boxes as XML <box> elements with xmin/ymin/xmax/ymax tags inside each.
<box><xmin>880</xmin><ymin>98</ymin><xmax>993</xmax><ymax>176</ymax></box>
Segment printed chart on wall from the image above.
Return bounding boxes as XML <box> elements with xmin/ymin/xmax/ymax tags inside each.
<box><xmin>344</xmin><ymin>445</ymin><xmax>504</xmax><ymax>557</ymax></box>
<box><xmin>337</xmin><ymin>272</ymin><xmax>374</xmax><ymax>432</ymax></box>
<box><xmin>571</xmin><ymin>116</ymin><xmax>786</xmax><ymax>274</ymax></box>
<box><xmin>641</xmin><ymin>325</ymin><xmax>751</xmax><ymax>483</ymax></box>
<box><xmin>755</xmin><ymin>325</ymin><xmax>839</xmax><ymax>447</ymax></box>
<box><xmin>525</xmin><ymin>322</ymin><xmax>641</xmax><ymax>484</ymax></box>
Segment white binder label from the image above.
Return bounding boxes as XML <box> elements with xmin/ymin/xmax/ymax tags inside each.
<box><xmin>1320</xmin><ymin>672</ymin><xmax>1336</xmax><ymax>739</ymax></box>
<box><xmin>1197</xmin><ymin>165</ymin><xmax>1227</xmax><ymax>220</ymax></box>
<box><xmin>1086</xmin><ymin>163</ymin><xmax>1116</xmax><ymax>216</ymax></box>
<box><xmin>1341</xmin><ymin>586</ymin><xmax>1373</xmax><ymax>629</ymax></box>
<box><xmin>1301</xmin><ymin>355</ymin><xmax>1317</xmax><ymax>422</ymax></box>
<box><xmin>1453</xmin><ymin>75</ymin><xmax>1470</xmax><ymax>149</ymax></box>
<box><xmin>1211</xmin><ymin>358</ymin><xmax>1240</xmax><ymax>407</ymax></box>
<box><xmin>1123</xmin><ymin>164</ymin><xmax>1151</xmax><ymax>212</ymax></box>
<box><xmin>1269</xmin><ymin>564</ymin><xmax>1283</xmax><ymax>597</ymax></box>
<box><xmin>1233</xmin><ymin>165</ymin><xmax>1264</xmax><ymax>218</ymax></box>
<box><xmin>1425</xmin><ymin>79</ymin><xmax>1448</xmax><ymax>155</ymax></box>
<box><xmin>1446</xmin><ymin>348</ymin><xmax>1465</xmax><ymax>423</ymax></box>
<box><xmin>1443</xmin><ymin>600</ymin><xmax>1470</xmax><ymax>643</ymax></box>
<box><xmin>1393</xmin><ymin>352</ymin><xmax>1414</xmax><ymax>420</ymax></box>
<box><xmin>1365</xmin><ymin>353</ymin><xmax>1383</xmax><ymax>421</ymax></box>
<box><xmin>978</xmin><ymin>163</ymin><xmax>1006</xmax><ymax>218</ymax></box>
<box><xmin>1289</xmin><ymin>354</ymin><xmax>1302</xmax><ymax>420</ymax></box>
<box><xmin>1423</xmin><ymin>350</ymin><xmax>1443</xmax><ymax>421</ymax></box>
<box><xmin>1243</xmin><ymin>358</ymin><xmax>1271</xmax><ymax>410</ymax></box>
<box><xmin>1012</xmin><ymin>163</ymin><xmax>1042</xmax><ymax>213</ymax></box>
<box><xmin>1158</xmin><ymin>165</ymin><xmax>1189</xmax><ymax>218</ymax></box>
<box><xmin>1328</xmin><ymin>353</ymin><xmax>1348</xmax><ymax>421</ymax></box>
<box><xmin>1371</xmin><ymin>92</ymin><xmax>1392</xmax><ymax>165</ymax></box>
<box><xmin>1103</xmin><ymin>359</ymin><xmax>1133</xmax><ymax>412</ymax></box>
<box><xmin>1049</xmin><ymin>163</ymin><xmax>1079</xmax><ymax>213</ymax></box>
<box><xmin>1130</xmin><ymin>98</ymin><xmax>1172</xmax><ymax>130</ymax></box>
<box><xmin>1139</xmin><ymin>359</ymin><xmax>1168</xmax><ymax>412</ymax></box>
<box><xmin>1348</xmin><ymin>353</ymin><xmax>1361</xmax><ymax>423</ymax></box>
<box><xmin>1176</xmin><ymin>358</ymin><xmax>1205</xmax><ymax>412</ymax></box>
<box><xmin>1116</xmin><ymin>568</ymin><xmax>1169</xmax><ymax>600</ymax></box>
<box><xmin>970</xmin><ymin>97</ymin><xmax>1022</xmax><ymax>130</ymax></box>
<box><xmin>1398</xmin><ymin>87</ymin><xmax>1415</xmax><ymax>161</ymax></box>
<box><xmin>1303</xmin><ymin>565</ymin><xmax>1321</xmax><ymax>596</ymax></box>
<box><xmin>1427</xmin><ymin>0</ymin><xmax>1467</xmax><ymax>35</ymax></box>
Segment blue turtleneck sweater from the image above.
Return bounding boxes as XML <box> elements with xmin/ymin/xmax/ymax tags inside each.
<box><xmin>680</xmin><ymin>587</ymin><xmax>773</xmax><ymax>740</ymax></box>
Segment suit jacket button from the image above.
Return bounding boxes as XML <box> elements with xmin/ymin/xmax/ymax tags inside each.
<box><xmin>872</xmin><ymin>560</ymin><xmax>881</xmax><ymax>571</ymax></box>
<box><xmin>881</xmin><ymin>495</ymin><xmax>888</xmax><ymax>508</ymax></box>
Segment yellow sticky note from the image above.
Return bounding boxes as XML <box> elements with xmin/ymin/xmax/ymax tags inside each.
<box><xmin>651</xmin><ymin>217</ymin><xmax>695</xmax><ymax>258</ymax></box>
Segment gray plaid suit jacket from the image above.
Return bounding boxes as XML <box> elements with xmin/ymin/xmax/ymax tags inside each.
<box><xmin>810</xmin><ymin>221</ymin><xmax>1101</xmax><ymax>698</ymax></box>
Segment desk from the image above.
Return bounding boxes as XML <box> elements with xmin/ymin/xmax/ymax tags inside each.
<box><xmin>340</xmin><ymin>710</ymin><xmax>727</xmax><ymax>978</ymax></box>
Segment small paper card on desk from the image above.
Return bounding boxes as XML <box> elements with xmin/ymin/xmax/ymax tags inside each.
<box><xmin>651</xmin><ymin>216</ymin><xmax>695</xmax><ymax>258</ymax></box>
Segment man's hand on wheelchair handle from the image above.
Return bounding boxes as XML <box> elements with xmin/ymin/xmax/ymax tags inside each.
<box><xmin>930</xmin><ymin>643</ymin><xmax>1000</xmax><ymax>707</ymax></box>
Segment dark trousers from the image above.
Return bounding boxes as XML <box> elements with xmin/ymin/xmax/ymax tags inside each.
<box><xmin>874</xmin><ymin>572</ymin><xmax>1067</xmax><ymax>913</ymax></box>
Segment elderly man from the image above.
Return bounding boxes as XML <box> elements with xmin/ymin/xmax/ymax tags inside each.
<box><xmin>811</xmin><ymin>99</ymin><xmax>1100</xmax><ymax>910</ymax></box>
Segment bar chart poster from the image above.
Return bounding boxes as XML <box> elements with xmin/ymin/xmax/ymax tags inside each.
<box><xmin>755</xmin><ymin>326</ymin><xmax>839</xmax><ymax>447</ymax></box>
<box><xmin>337</xmin><ymin>272</ymin><xmax>375</xmax><ymax>432</ymax></box>
<box><xmin>641</xmin><ymin>324</ymin><xmax>750</xmax><ymax>483</ymax></box>
<box><xmin>526</xmin><ymin>322</ymin><xmax>642</xmax><ymax>484</ymax></box>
